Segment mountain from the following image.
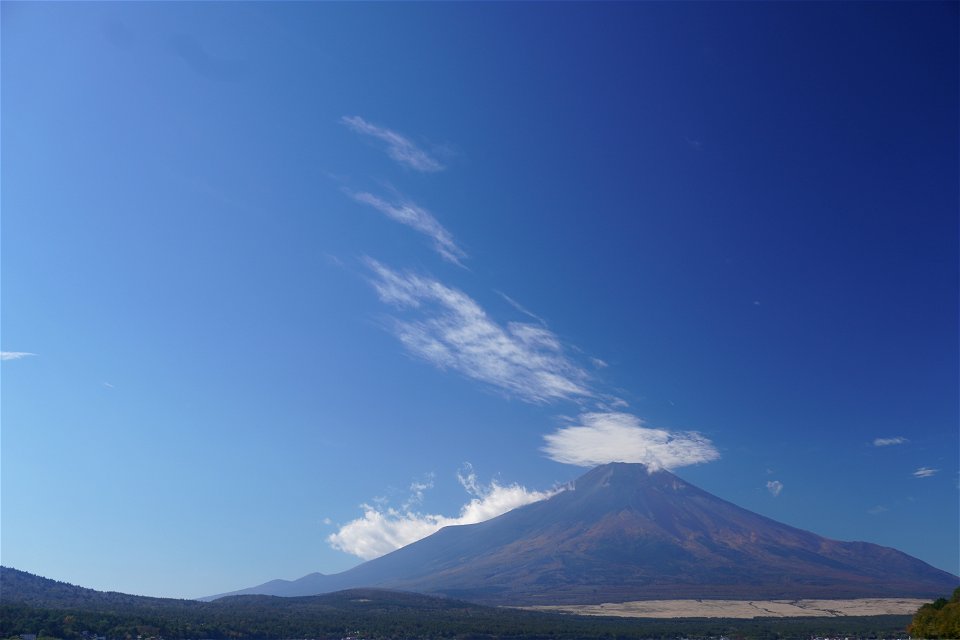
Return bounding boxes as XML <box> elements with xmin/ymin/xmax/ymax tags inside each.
<box><xmin>212</xmin><ymin>463</ymin><xmax>958</xmax><ymax>604</ymax></box>
<box><xmin>0</xmin><ymin>566</ymin><xmax>197</xmax><ymax>611</ymax></box>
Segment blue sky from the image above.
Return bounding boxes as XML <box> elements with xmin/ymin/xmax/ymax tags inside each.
<box><xmin>2</xmin><ymin>2</ymin><xmax>957</xmax><ymax>599</ymax></box>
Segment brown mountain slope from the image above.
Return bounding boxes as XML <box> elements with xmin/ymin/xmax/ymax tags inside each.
<box><xmin>214</xmin><ymin>463</ymin><xmax>958</xmax><ymax>604</ymax></box>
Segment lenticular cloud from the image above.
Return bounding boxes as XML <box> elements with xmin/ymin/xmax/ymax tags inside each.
<box><xmin>542</xmin><ymin>411</ymin><xmax>719</xmax><ymax>471</ymax></box>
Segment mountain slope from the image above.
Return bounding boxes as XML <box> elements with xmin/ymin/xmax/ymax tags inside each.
<box><xmin>0</xmin><ymin>566</ymin><xmax>198</xmax><ymax>611</ymax></box>
<box><xmin>215</xmin><ymin>463</ymin><xmax>958</xmax><ymax>604</ymax></box>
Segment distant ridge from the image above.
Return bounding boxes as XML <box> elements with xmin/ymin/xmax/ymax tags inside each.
<box><xmin>211</xmin><ymin>463</ymin><xmax>958</xmax><ymax>604</ymax></box>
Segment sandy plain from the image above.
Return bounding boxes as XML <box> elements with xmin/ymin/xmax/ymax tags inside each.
<box><xmin>523</xmin><ymin>598</ymin><xmax>928</xmax><ymax>619</ymax></box>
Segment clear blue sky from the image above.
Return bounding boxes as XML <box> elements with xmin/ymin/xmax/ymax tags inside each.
<box><xmin>2</xmin><ymin>2</ymin><xmax>957</xmax><ymax>599</ymax></box>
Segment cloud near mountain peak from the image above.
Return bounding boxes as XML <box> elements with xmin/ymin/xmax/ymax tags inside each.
<box><xmin>542</xmin><ymin>411</ymin><xmax>719</xmax><ymax>471</ymax></box>
<box><xmin>327</xmin><ymin>467</ymin><xmax>561</xmax><ymax>560</ymax></box>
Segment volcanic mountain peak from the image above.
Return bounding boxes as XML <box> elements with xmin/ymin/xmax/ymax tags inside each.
<box><xmin>213</xmin><ymin>463</ymin><xmax>958</xmax><ymax>604</ymax></box>
<box><xmin>571</xmin><ymin>462</ymin><xmax>700</xmax><ymax>500</ymax></box>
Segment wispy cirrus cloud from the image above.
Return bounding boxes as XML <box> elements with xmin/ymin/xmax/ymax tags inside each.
<box><xmin>327</xmin><ymin>466</ymin><xmax>560</xmax><ymax>560</ymax></box>
<box><xmin>348</xmin><ymin>191</ymin><xmax>466</xmax><ymax>266</ymax></box>
<box><xmin>913</xmin><ymin>467</ymin><xmax>938</xmax><ymax>478</ymax></box>
<box><xmin>403</xmin><ymin>475</ymin><xmax>435</xmax><ymax>510</ymax></box>
<box><xmin>496</xmin><ymin>290</ymin><xmax>547</xmax><ymax>326</ymax></box>
<box><xmin>541</xmin><ymin>412</ymin><xmax>719</xmax><ymax>472</ymax></box>
<box><xmin>873</xmin><ymin>436</ymin><xmax>908</xmax><ymax>447</ymax></box>
<box><xmin>365</xmin><ymin>259</ymin><xmax>591</xmax><ymax>403</ymax></box>
<box><xmin>1</xmin><ymin>352</ymin><xmax>36</xmax><ymax>361</ymax></box>
<box><xmin>342</xmin><ymin>116</ymin><xmax>444</xmax><ymax>173</ymax></box>
<box><xmin>766</xmin><ymin>480</ymin><xmax>784</xmax><ymax>497</ymax></box>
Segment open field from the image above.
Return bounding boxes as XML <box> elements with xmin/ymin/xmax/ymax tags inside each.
<box><xmin>523</xmin><ymin>597</ymin><xmax>928</xmax><ymax>619</ymax></box>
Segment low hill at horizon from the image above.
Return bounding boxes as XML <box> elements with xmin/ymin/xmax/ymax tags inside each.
<box><xmin>0</xmin><ymin>566</ymin><xmax>924</xmax><ymax>640</ymax></box>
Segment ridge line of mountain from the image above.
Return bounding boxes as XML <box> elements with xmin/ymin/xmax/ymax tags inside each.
<box><xmin>209</xmin><ymin>462</ymin><xmax>957</xmax><ymax>604</ymax></box>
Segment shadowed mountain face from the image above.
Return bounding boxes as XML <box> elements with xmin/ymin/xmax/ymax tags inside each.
<box><xmin>213</xmin><ymin>463</ymin><xmax>958</xmax><ymax>604</ymax></box>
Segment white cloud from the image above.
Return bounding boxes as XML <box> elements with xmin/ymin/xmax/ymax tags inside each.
<box><xmin>913</xmin><ymin>467</ymin><xmax>939</xmax><ymax>478</ymax></box>
<box><xmin>873</xmin><ymin>436</ymin><xmax>908</xmax><ymax>446</ymax></box>
<box><xmin>590</xmin><ymin>357</ymin><xmax>609</xmax><ymax>369</ymax></box>
<box><xmin>867</xmin><ymin>505</ymin><xmax>888</xmax><ymax>515</ymax></box>
<box><xmin>766</xmin><ymin>480</ymin><xmax>784</xmax><ymax>497</ymax></box>
<box><xmin>596</xmin><ymin>396</ymin><xmax>630</xmax><ymax>411</ymax></box>
<box><xmin>1</xmin><ymin>352</ymin><xmax>36</xmax><ymax>361</ymax></box>
<box><xmin>403</xmin><ymin>475</ymin><xmax>435</xmax><ymax>510</ymax></box>
<box><xmin>341</xmin><ymin>115</ymin><xmax>444</xmax><ymax>172</ymax></box>
<box><xmin>541</xmin><ymin>412</ymin><xmax>719</xmax><ymax>471</ymax></box>
<box><xmin>349</xmin><ymin>191</ymin><xmax>466</xmax><ymax>266</ymax></box>
<box><xmin>496</xmin><ymin>290</ymin><xmax>548</xmax><ymax>326</ymax></box>
<box><xmin>365</xmin><ymin>259</ymin><xmax>591</xmax><ymax>403</ymax></box>
<box><xmin>327</xmin><ymin>468</ymin><xmax>560</xmax><ymax>560</ymax></box>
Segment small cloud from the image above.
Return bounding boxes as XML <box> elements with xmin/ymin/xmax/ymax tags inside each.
<box><xmin>341</xmin><ymin>115</ymin><xmax>444</xmax><ymax>172</ymax></box>
<box><xmin>403</xmin><ymin>474</ymin><xmax>435</xmax><ymax>510</ymax></box>
<box><xmin>590</xmin><ymin>357</ymin><xmax>609</xmax><ymax>369</ymax></box>
<box><xmin>752</xmin><ymin>300</ymin><xmax>761</xmax><ymax>306</ymax></box>
<box><xmin>913</xmin><ymin>467</ymin><xmax>939</xmax><ymax>478</ymax></box>
<box><xmin>496</xmin><ymin>291</ymin><xmax>547</xmax><ymax>326</ymax></box>
<box><xmin>322</xmin><ymin>517</ymin><xmax>333</xmax><ymax>526</ymax></box>
<box><xmin>327</xmin><ymin>467</ymin><xmax>560</xmax><ymax>560</ymax></box>
<box><xmin>867</xmin><ymin>505</ymin><xmax>888</xmax><ymax>515</ymax></box>
<box><xmin>348</xmin><ymin>191</ymin><xmax>466</xmax><ymax>266</ymax></box>
<box><xmin>1</xmin><ymin>352</ymin><xmax>36</xmax><ymax>361</ymax></box>
<box><xmin>541</xmin><ymin>412</ymin><xmax>719</xmax><ymax>472</ymax></box>
<box><xmin>873</xmin><ymin>436</ymin><xmax>908</xmax><ymax>447</ymax></box>
<box><xmin>102</xmin><ymin>382</ymin><xmax>115</xmax><ymax>390</ymax></box>
<box><xmin>595</xmin><ymin>396</ymin><xmax>630</xmax><ymax>412</ymax></box>
<box><xmin>766</xmin><ymin>480</ymin><xmax>784</xmax><ymax>497</ymax></box>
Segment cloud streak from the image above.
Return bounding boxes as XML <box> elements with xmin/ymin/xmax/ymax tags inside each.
<box><xmin>1</xmin><ymin>352</ymin><xmax>36</xmax><ymax>361</ymax></box>
<box><xmin>365</xmin><ymin>259</ymin><xmax>591</xmax><ymax>403</ymax></box>
<box><xmin>327</xmin><ymin>467</ymin><xmax>560</xmax><ymax>560</ymax></box>
<box><xmin>766</xmin><ymin>480</ymin><xmax>784</xmax><ymax>497</ymax></box>
<box><xmin>873</xmin><ymin>436</ymin><xmax>908</xmax><ymax>446</ymax></box>
<box><xmin>913</xmin><ymin>467</ymin><xmax>938</xmax><ymax>478</ymax></box>
<box><xmin>342</xmin><ymin>116</ymin><xmax>444</xmax><ymax>172</ymax></box>
<box><xmin>542</xmin><ymin>412</ymin><xmax>719</xmax><ymax>471</ymax></box>
<box><xmin>349</xmin><ymin>191</ymin><xmax>466</xmax><ymax>265</ymax></box>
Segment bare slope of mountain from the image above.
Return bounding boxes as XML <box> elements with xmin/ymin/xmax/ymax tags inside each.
<box><xmin>212</xmin><ymin>463</ymin><xmax>958</xmax><ymax>604</ymax></box>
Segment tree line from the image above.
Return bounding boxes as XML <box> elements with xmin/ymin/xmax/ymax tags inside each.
<box><xmin>908</xmin><ymin>587</ymin><xmax>960</xmax><ymax>639</ymax></box>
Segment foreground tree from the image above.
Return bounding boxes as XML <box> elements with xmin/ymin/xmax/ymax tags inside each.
<box><xmin>908</xmin><ymin>587</ymin><xmax>960</xmax><ymax>638</ymax></box>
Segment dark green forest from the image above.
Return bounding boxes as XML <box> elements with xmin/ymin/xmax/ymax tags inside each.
<box><xmin>0</xmin><ymin>568</ymin><xmax>917</xmax><ymax>640</ymax></box>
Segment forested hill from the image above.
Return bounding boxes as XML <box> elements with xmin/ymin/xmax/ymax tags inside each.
<box><xmin>0</xmin><ymin>567</ymin><xmax>197</xmax><ymax>611</ymax></box>
<box><xmin>0</xmin><ymin>567</ymin><xmax>916</xmax><ymax>640</ymax></box>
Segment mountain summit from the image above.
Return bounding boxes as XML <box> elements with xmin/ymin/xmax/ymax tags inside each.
<box><xmin>213</xmin><ymin>463</ymin><xmax>957</xmax><ymax>604</ymax></box>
